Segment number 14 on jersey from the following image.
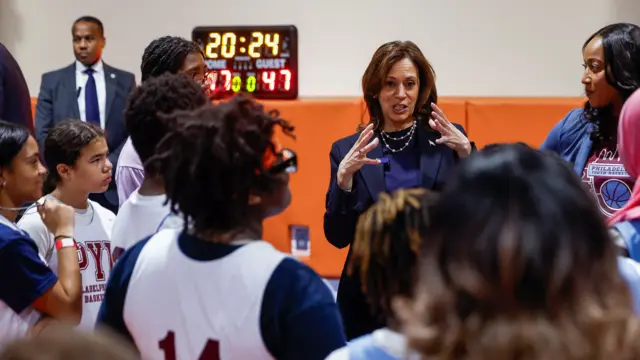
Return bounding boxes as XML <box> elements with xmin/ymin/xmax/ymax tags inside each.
<box><xmin>159</xmin><ymin>331</ymin><xmax>220</xmax><ymax>360</ymax></box>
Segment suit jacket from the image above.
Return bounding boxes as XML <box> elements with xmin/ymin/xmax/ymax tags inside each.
<box><xmin>34</xmin><ymin>63</ymin><xmax>136</xmax><ymax>210</ymax></box>
<box><xmin>323</xmin><ymin>122</ymin><xmax>471</xmax><ymax>340</ymax></box>
<box><xmin>0</xmin><ymin>43</ymin><xmax>33</xmax><ymax>134</ymax></box>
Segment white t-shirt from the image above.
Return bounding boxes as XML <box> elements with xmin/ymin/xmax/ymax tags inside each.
<box><xmin>111</xmin><ymin>190</ymin><xmax>183</xmax><ymax>257</ymax></box>
<box><xmin>17</xmin><ymin>195</ymin><xmax>116</xmax><ymax>329</ymax></box>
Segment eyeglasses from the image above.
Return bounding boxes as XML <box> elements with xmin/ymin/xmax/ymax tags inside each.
<box><xmin>268</xmin><ymin>148</ymin><xmax>297</xmax><ymax>174</ymax></box>
<box><xmin>188</xmin><ymin>71</ymin><xmax>212</xmax><ymax>86</ymax></box>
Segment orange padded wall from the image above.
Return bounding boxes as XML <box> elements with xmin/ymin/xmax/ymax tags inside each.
<box><xmin>465</xmin><ymin>97</ymin><xmax>585</xmax><ymax>148</ymax></box>
<box><xmin>30</xmin><ymin>96</ymin><xmax>585</xmax><ymax>277</ymax></box>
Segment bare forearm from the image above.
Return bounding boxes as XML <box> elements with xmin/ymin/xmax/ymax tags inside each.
<box><xmin>55</xmin><ymin>246</ymin><xmax>82</xmax><ymax>316</ymax></box>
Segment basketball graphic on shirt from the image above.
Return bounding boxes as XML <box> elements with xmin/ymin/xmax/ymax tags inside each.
<box><xmin>581</xmin><ymin>146</ymin><xmax>635</xmax><ymax>217</ymax></box>
<box><xmin>601</xmin><ymin>179</ymin><xmax>632</xmax><ymax>209</ymax></box>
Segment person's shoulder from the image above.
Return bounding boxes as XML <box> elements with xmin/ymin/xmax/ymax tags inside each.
<box><xmin>106</xmin><ymin>233</ymin><xmax>158</xmax><ymax>290</ymax></box>
<box><xmin>0</xmin><ymin>222</ymin><xmax>32</xmax><ymax>250</ymax></box>
<box><xmin>334</xmin><ymin>131</ymin><xmax>361</xmax><ymax>146</ymax></box>
<box><xmin>103</xmin><ymin>63</ymin><xmax>135</xmax><ymax>79</ymax></box>
<box><xmin>16</xmin><ymin>202</ymin><xmax>45</xmax><ymax>228</ymax></box>
<box><xmin>115</xmin><ymin>138</ymin><xmax>143</xmax><ymax>170</ymax></box>
<box><xmin>121</xmin><ymin>137</ymin><xmax>135</xmax><ymax>155</ymax></box>
<box><xmin>331</xmin><ymin>130</ymin><xmax>363</xmax><ymax>154</ymax></box>
<box><xmin>114</xmin><ymin>193</ymin><xmax>136</xmax><ymax>215</ymax></box>
<box><xmin>563</xmin><ymin>107</ymin><xmax>587</xmax><ymax>123</ymax></box>
<box><xmin>0</xmin><ymin>43</ymin><xmax>12</xmax><ymax>65</ymax></box>
<box><xmin>553</xmin><ymin>107</ymin><xmax>590</xmax><ymax>139</ymax></box>
<box><xmin>114</xmin><ymin>230</ymin><xmax>169</xmax><ymax>267</ymax></box>
<box><xmin>619</xmin><ymin>256</ymin><xmax>640</xmax><ymax>277</ymax></box>
<box><xmin>325</xmin><ymin>346</ymin><xmax>349</xmax><ymax>360</ymax></box>
<box><xmin>268</xmin><ymin>257</ymin><xmax>334</xmax><ymax>298</ymax></box>
<box><xmin>157</xmin><ymin>212</ymin><xmax>184</xmax><ymax>231</ymax></box>
<box><xmin>41</xmin><ymin>64</ymin><xmax>73</xmax><ymax>79</ymax></box>
<box><xmin>260</xmin><ymin>256</ymin><xmax>344</xmax><ymax>357</ymax></box>
<box><xmin>555</xmin><ymin>107</ymin><xmax>588</xmax><ymax>129</ymax></box>
<box><xmin>90</xmin><ymin>200</ymin><xmax>117</xmax><ymax>221</ymax></box>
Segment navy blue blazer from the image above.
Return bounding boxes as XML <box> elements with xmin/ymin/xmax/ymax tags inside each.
<box><xmin>540</xmin><ymin>108</ymin><xmax>594</xmax><ymax>176</ymax></box>
<box><xmin>34</xmin><ymin>63</ymin><xmax>135</xmax><ymax>210</ymax></box>
<box><xmin>323</xmin><ymin>122</ymin><xmax>470</xmax><ymax>340</ymax></box>
<box><xmin>0</xmin><ymin>43</ymin><xmax>33</xmax><ymax>134</ymax></box>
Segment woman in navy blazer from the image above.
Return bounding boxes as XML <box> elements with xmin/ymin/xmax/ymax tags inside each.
<box><xmin>541</xmin><ymin>23</ymin><xmax>640</xmax><ymax>218</ymax></box>
<box><xmin>323</xmin><ymin>41</ymin><xmax>474</xmax><ymax>340</ymax></box>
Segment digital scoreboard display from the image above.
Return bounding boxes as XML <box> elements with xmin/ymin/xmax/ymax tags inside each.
<box><xmin>192</xmin><ymin>25</ymin><xmax>298</xmax><ymax>100</ymax></box>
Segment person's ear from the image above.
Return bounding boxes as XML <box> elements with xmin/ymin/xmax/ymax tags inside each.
<box><xmin>0</xmin><ymin>168</ymin><xmax>6</xmax><ymax>190</ymax></box>
<box><xmin>56</xmin><ymin>164</ymin><xmax>72</xmax><ymax>181</ymax></box>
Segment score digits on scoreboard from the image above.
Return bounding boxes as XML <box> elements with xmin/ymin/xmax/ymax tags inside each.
<box><xmin>192</xmin><ymin>25</ymin><xmax>298</xmax><ymax>100</ymax></box>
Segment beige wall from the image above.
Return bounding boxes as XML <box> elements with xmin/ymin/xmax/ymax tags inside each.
<box><xmin>1</xmin><ymin>0</ymin><xmax>639</xmax><ymax>98</ymax></box>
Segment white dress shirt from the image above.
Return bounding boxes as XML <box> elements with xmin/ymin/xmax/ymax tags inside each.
<box><xmin>75</xmin><ymin>60</ymin><xmax>107</xmax><ymax>129</ymax></box>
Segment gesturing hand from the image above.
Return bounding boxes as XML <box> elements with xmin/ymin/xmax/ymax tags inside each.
<box><xmin>428</xmin><ymin>102</ymin><xmax>472</xmax><ymax>158</ymax></box>
<box><xmin>37</xmin><ymin>199</ymin><xmax>75</xmax><ymax>238</ymax></box>
<box><xmin>337</xmin><ymin>123</ymin><xmax>381</xmax><ymax>190</ymax></box>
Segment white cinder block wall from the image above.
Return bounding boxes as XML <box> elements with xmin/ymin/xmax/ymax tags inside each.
<box><xmin>1</xmin><ymin>0</ymin><xmax>639</xmax><ymax>98</ymax></box>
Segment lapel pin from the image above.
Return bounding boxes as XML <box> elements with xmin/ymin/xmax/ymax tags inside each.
<box><xmin>110</xmin><ymin>73</ymin><xmax>116</xmax><ymax>79</ymax></box>
<box><xmin>429</xmin><ymin>140</ymin><xmax>436</xmax><ymax>147</ymax></box>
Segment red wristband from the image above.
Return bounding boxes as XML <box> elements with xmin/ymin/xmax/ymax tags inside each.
<box><xmin>55</xmin><ymin>237</ymin><xmax>76</xmax><ymax>251</ymax></box>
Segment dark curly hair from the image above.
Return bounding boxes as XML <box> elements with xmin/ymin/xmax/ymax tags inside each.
<box><xmin>397</xmin><ymin>143</ymin><xmax>640</xmax><ymax>359</ymax></box>
<box><xmin>43</xmin><ymin>120</ymin><xmax>105</xmax><ymax>192</ymax></box>
<box><xmin>140</xmin><ymin>36</ymin><xmax>204</xmax><ymax>81</ymax></box>
<box><xmin>124</xmin><ymin>73</ymin><xmax>208</xmax><ymax>174</ymax></box>
<box><xmin>582</xmin><ymin>23</ymin><xmax>640</xmax><ymax>147</ymax></box>
<box><xmin>147</xmin><ymin>94</ymin><xmax>295</xmax><ymax>234</ymax></box>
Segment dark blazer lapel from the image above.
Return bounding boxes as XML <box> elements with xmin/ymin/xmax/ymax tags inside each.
<box><xmin>417</xmin><ymin>126</ymin><xmax>444</xmax><ymax>190</ymax></box>
<box><xmin>103</xmin><ymin>64</ymin><xmax>117</xmax><ymax>126</ymax></box>
<box><xmin>358</xmin><ymin>138</ymin><xmax>385</xmax><ymax>201</ymax></box>
<box><xmin>63</xmin><ymin>64</ymin><xmax>81</xmax><ymax>119</ymax></box>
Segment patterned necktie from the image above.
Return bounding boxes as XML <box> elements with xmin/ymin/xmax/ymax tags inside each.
<box><xmin>84</xmin><ymin>67</ymin><xmax>100</xmax><ymax>126</ymax></box>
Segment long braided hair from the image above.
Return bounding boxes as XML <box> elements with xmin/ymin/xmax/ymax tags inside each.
<box><xmin>140</xmin><ymin>36</ymin><xmax>204</xmax><ymax>81</ymax></box>
<box><xmin>146</xmin><ymin>94</ymin><xmax>295</xmax><ymax>235</ymax></box>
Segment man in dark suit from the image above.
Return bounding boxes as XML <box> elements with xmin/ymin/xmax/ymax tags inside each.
<box><xmin>0</xmin><ymin>42</ymin><xmax>34</xmax><ymax>134</ymax></box>
<box><xmin>35</xmin><ymin>16</ymin><xmax>135</xmax><ymax>213</ymax></box>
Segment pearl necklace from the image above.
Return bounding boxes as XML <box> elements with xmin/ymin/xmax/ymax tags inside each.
<box><xmin>380</xmin><ymin>121</ymin><xmax>417</xmax><ymax>153</ymax></box>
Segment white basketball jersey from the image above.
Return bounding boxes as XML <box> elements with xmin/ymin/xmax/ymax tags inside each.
<box><xmin>123</xmin><ymin>229</ymin><xmax>285</xmax><ymax>360</ymax></box>
<box><xmin>111</xmin><ymin>190</ymin><xmax>183</xmax><ymax>255</ymax></box>
<box><xmin>18</xmin><ymin>197</ymin><xmax>115</xmax><ymax>329</ymax></box>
